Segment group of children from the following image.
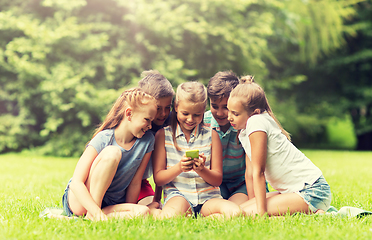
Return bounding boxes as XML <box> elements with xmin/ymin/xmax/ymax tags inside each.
<box><xmin>61</xmin><ymin>70</ymin><xmax>332</xmax><ymax>220</ymax></box>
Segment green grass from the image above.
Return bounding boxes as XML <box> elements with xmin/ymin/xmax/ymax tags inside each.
<box><xmin>1</xmin><ymin>150</ymin><xmax>372</xmax><ymax>240</ymax></box>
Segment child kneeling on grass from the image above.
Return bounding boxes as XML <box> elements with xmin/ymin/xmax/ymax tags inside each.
<box><xmin>227</xmin><ymin>76</ymin><xmax>332</xmax><ymax>216</ymax></box>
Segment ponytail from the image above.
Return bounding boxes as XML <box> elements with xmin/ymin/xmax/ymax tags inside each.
<box><xmin>231</xmin><ymin>76</ymin><xmax>291</xmax><ymax>141</ymax></box>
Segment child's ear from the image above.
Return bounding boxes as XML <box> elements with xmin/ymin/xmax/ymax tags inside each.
<box><xmin>252</xmin><ymin>109</ymin><xmax>261</xmax><ymax>115</ymax></box>
<box><xmin>125</xmin><ymin>107</ymin><xmax>133</xmax><ymax>120</ymax></box>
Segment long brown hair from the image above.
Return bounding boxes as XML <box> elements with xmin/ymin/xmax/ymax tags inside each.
<box><xmin>92</xmin><ymin>88</ymin><xmax>156</xmax><ymax>139</ymax></box>
<box><xmin>170</xmin><ymin>81</ymin><xmax>208</xmax><ymax>150</ymax></box>
<box><xmin>230</xmin><ymin>75</ymin><xmax>291</xmax><ymax>141</ymax></box>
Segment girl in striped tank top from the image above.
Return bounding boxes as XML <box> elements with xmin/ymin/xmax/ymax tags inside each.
<box><xmin>152</xmin><ymin>82</ymin><xmax>242</xmax><ymax>219</ymax></box>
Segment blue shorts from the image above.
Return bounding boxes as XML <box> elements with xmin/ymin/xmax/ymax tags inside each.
<box><xmin>220</xmin><ymin>179</ymin><xmax>269</xmax><ymax>199</ymax></box>
<box><xmin>62</xmin><ymin>179</ymin><xmax>74</xmax><ymax>217</ymax></box>
<box><xmin>296</xmin><ymin>175</ymin><xmax>331</xmax><ymax>212</ymax></box>
<box><xmin>219</xmin><ymin>180</ymin><xmax>247</xmax><ymax>199</ymax></box>
<box><xmin>164</xmin><ymin>192</ymin><xmax>205</xmax><ymax>218</ymax></box>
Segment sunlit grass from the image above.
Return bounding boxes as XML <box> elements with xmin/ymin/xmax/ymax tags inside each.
<box><xmin>1</xmin><ymin>151</ymin><xmax>372</xmax><ymax>240</ymax></box>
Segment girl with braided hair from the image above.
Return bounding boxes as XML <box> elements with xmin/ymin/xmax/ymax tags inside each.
<box><xmin>61</xmin><ymin>88</ymin><xmax>157</xmax><ymax>221</ymax></box>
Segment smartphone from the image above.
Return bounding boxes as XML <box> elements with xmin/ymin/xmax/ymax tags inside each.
<box><xmin>185</xmin><ymin>149</ymin><xmax>199</xmax><ymax>159</ymax></box>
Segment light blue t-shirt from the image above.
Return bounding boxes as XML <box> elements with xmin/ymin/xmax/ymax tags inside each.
<box><xmin>203</xmin><ymin>111</ymin><xmax>246</xmax><ymax>182</ymax></box>
<box><xmin>89</xmin><ymin>129</ymin><xmax>155</xmax><ymax>206</ymax></box>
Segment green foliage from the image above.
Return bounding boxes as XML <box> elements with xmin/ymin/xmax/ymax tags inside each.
<box><xmin>1</xmin><ymin>151</ymin><xmax>371</xmax><ymax>239</ymax></box>
<box><xmin>0</xmin><ymin>0</ymin><xmax>364</xmax><ymax>155</ymax></box>
<box><xmin>287</xmin><ymin>0</ymin><xmax>372</xmax><ymax>149</ymax></box>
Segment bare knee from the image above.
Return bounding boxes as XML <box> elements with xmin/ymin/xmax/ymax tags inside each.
<box><xmin>132</xmin><ymin>204</ymin><xmax>150</xmax><ymax>217</ymax></box>
<box><xmin>221</xmin><ymin>201</ymin><xmax>242</xmax><ymax>218</ymax></box>
<box><xmin>99</xmin><ymin>146</ymin><xmax>122</xmax><ymax>166</ymax></box>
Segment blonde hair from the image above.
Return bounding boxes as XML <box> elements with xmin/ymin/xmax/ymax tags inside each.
<box><xmin>92</xmin><ymin>88</ymin><xmax>157</xmax><ymax>139</ymax></box>
<box><xmin>170</xmin><ymin>81</ymin><xmax>208</xmax><ymax>150</ymax></box>
<box><xmin>230</xmin><ymin>75</ymin><xmax>291</xmax><ymax>141</ymax></box>
<box><xmin>138</xmin><ymin>70</ymin><xmax>175</xmax><ymax>99</ymax></box>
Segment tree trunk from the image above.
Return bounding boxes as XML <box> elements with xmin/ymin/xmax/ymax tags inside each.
<box><xmin>356</xmin><ymin>132</ymin><xmax>372</xmax><ymax>150</ymax></box>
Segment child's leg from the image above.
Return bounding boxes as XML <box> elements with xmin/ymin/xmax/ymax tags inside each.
<box><xmin>241</xmin><ymin>192</ymin><xmax>309</xmax><ymax>216</ymax></box>
<box><xmin>240</xmin><ymin>191</ymin><xmax>280</xmax><ymax>208</ymax></box>
<box><xmin>68</xmin><ymin>146</ymin><xmax>122</xmax><ymax>216</ymax></box>
<box><xmin>102</xmin><ymin>203</ymin><xmax>150</xmax><ymax>219</ymax></box>
<box><xmin>228</xmin><ymin>193</ymin><xmax>249</xmax><ymax>205</ymax></box>
<box><xmin>201</xmin><ymin>198</ymin><xmax>242</xmax><ymax>218</ymax></box>
<box><xmin>220</xmin><ymin>180</ymin><xmax>249</xmax><ymax>205</ymax></box>
<box><xmin>153</xmin><ymin>196</ymin><xmax>192</xmax><ymax>219</ymax></box>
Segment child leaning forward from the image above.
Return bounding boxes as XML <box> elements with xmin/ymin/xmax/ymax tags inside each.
<box><xmin>152</xmin><ymin>81</ymin><xmax>242</xmax><ymax>219</ymax></box>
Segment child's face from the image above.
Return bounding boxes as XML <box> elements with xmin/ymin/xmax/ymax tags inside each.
<box><xmin>153</xmin><ymin>96</ymin><xmax>173</xmax><ymax>126</ymax></box>
<box><xmin>130</xmin><ymin>104</ymin><xmax>157</xmax><ymax>138</ymax></box>
<box><xmin>227</xmin><ymin>97</ymin><xmax>250</xmax><ymax>130</ymax></box>
<box><xmin>176</xmin><ymin>100</ymin><xmax>205</xmax><ymax>135</ymax></box>
<box><xmin>210</xmin><ymin>97</ymin><xmax>230</xmax><ymax>127</ymax></box>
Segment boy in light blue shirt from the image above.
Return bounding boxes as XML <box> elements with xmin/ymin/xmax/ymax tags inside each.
<box><xmin>204</xmin><ymin>71</ymin><xmax>248</xmax><ymax>204</ymax></box>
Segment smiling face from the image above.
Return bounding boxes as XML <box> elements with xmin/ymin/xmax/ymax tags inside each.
<box><xmin>227</xmin><ymin>97</ymin><xmax>250</xmax><ymax>130</ymax></box>
<box><xmin>130</xmin><ymin>104</ymin><xmax>157</xmax><ymax>138</ymax></box>
<box><xmin>175</xmin><ymin>100</ymin><xmax>205</xmax><ymax>135</ymax></box>
<box><xmin>210</xmin><ymin>97</ymin><xmax>230</xmax><ymax>127</ymax></box>
<box><xmin>153</xmin><ymin>96</ymin><xmax>173</xmax><ymax>126</ymax></box>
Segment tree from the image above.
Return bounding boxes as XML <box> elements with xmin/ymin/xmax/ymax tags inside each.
<box><xmin>289</xmin><ymin>0</ymin><xmax>372</xmax><ymax>150</ymax></box>
<box><xmin>0</xmin><ymin>0</ymin><xmax>362</xmax><ymax>156</ymax></box>
<box><xmin>262</xmin><ymin>0</ymin><xmax>361</xmax><ymax>147</ymax></box>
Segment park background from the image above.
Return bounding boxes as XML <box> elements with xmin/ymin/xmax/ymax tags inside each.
<box><xmin>0</xmin><ymin>0</ymin><xmax>371</xmax><ymax>156</ymax></box>
<box><xmin>1</xmin><ymin>1</ymin><xmax>372</xmax><ymax>239</ymax></box>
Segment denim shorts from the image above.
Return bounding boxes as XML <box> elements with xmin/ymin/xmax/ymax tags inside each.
<box><xmin>62</xmin><ymin>179</ymin><xmax>74</xmax><ymax>217</ymax></box>
<box><xmin>296</xmin><ymin>175</ymin><xmax>331</xmax><ymax>212</ymax></box>
<box><xmin>164</xmin><ymin>191</ymin><xmax>203</xmax><ymax>218</ymax></box>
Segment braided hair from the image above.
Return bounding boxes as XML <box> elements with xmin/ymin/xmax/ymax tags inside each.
<box><xmin>92</xmin><ymin>88</ymin><xmax>157</xmax><ymax>139</ymax></box>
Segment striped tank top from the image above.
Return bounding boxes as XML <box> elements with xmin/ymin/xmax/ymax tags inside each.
<box><xmin>163</xmin><ymin>124</ymin><xmax>222</xmax><ymax>206</ymax></box>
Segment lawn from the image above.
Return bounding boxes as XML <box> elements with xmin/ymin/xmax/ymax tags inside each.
<box><xmin>0</xmin><ymin>150</ymin><xmax>371</xmax><ymax>240</ymax></box>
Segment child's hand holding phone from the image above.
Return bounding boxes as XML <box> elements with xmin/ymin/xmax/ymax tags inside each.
<box><xmin>181</xmin><ymin>150</ymin><xmax>199</xmax><ymax>172</ymax></box>
<box><xmin>185</xmin><ymin>150</ymin><xmax>205</xmax><ymax>171</ymax></box>
<box><xmin>192</xmin><ymin>153</ymin><xmax>205</xmax><ymax>171</ymax></box>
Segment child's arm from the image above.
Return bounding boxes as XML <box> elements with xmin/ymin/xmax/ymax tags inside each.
<box><xmin>193</xmin><ymin>130</ymin><xmax>223</xmax><ymax>186</ymax></box>
<box><xmin>69</xmin><ymin>146</ymin><xmax>107</xmax><ymax>220</ymax></box>
<box><xmin>249</xmin><ymin>131</ymin><xmax>268</xmax><ymax>215</ymax></box>
<box><xmin>125</xmin><ymin>151</ymin><xmax>152</xmax><ymax>203</ymax></box>
<box><xmin>152</xmin><ymin>129</ymin><xmax>186</xmax><ymax>186</ymax></box>
<box><xmin>245</xmin><ymin>154</ymin><xmax>255</xmax><ymax>199</ymax></box>
<box><xmin>153</xmin><ymin>185</ymin><xmax>163</xmax><ymax>203</ymax></box>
